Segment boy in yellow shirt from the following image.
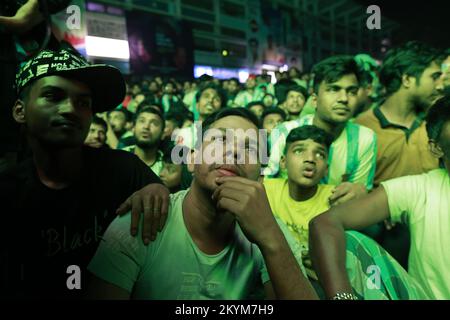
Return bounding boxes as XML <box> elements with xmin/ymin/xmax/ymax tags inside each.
<box><xmin>263</xmin><ymin>125</ymin><xmax>335</xmax><ymax>280</ymax></box>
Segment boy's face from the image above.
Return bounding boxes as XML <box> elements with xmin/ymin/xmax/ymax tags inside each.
<box><xmin>190</xmin><ymin>115</ymin><xmax>261</xmax><ymax>192</ymax></box>
<box><xmin>14</xmin><ymin>76</ymin><xmax>93</xmax><ymax>148</ymax></box>
<box><xmin>263</xmin><ymin>113</ymin><xmax>283</xmax><ymax>135</ymax></box>
<box><xmin>160</xmin><ymin>162</ymin><xmax>182</xmax><ymax>189</ymax></box>
<box><xmin>249</xmin><ymin>104</ymin><xmax>265</xmax><ymax>119</ymax></box>
<box><xmin>315</xmin><ymin>74</ymin><xmax>359</xmax><ymax>124</ymax></box>
<box><xmin>281</xmin><ymin>139</ymin><xmax>328</xmax><ymax>188</ymax></box>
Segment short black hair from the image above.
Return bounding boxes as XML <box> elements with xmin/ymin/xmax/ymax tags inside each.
<box><xmin>107</xmin><ymin>107</ymin><xmax>132</xmax><ymax>122</ymax></box>
<box><xmin>228</xmin><ymin>77</ymin><xmax>240</xmax><ymax>85</ymax></box>
<box><xmin>202</xmin><ymin>107</ymin><xmax>261</xmax><ymax>137</ymax></box>
<box><xmin>380</xmin><ymin>41</ymin><xmax>442</xmax><ymax>96</ymax></box>
<box><xmin>311</xmin><ymin>55</ymin><xmax>361</xmax><ymax>93</ymax></box>
<box><xmin>426</xmin><ymin>94</ymin><xmax>450</xmax><ymax>142</ymax></box>
<box><xmin>133</xmin><ymin>105</ymin><xmax>165</xmax><ymax>131</ymax></box>
<box><xmin>246</xmin><ymin>101</ymin><xmax>265</xmax><ymax>109</ymax></box>
<box><xmin>92</xmin><ymin>115</ymin><xmax>107</xmax><ymax>131</ymax></box>
<box><xmin>261</xmin><ymin>107</ymin><xmax>286</xmax><ymax>122</ymax></box>
<box><xmin>285</xmin><ymin>125</ymin><xmax>334</xmax><ymax>154</ymax></box>
<box><xmin>195</xmin><ymin>83</ymin><xmax>227</xmax><ymax>109</ymax></box>
<box><xmin>277</xmin><ymin>84</ymin><xmax>308</xmax><ymax>105</ymax></box>
<box><xmin>165</xmin><ymin>110</ymin><xmax>185</xmax><ymax>128</ymax></box>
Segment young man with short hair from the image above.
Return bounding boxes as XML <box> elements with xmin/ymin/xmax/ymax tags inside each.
<box><xmin>278</xmin><ymin>84</ymin><xmax>308</xmax><ymax>121</ymax></box>
<box><xmin>0</xmin><ymin>46</ymin><xmax>169</xmax><ymax>299</ymax></box>
<box><xmin>354</xmin><ymin>41</ymin><xmax>445</xmax><ymax>266</ymax></box>
<box><xmin>175</xmin><ymin>84</ymin><xmax>226</xmax><ymax>150</ymax></box>
<box><xmin>84</xmin><ymin>115</ymin><xmax>108</xmax><ymax>149</ymax></box>
<box><xmin>265</xmin><ymin>55</ymin><xmax>377</xmax><ymax>206</ymax></box>
<box><xmin>87</xmin><ymin>108</ymin><xmax>317</xmax><ymax>300</ymax></box>
<box><xmin>121</xmin><ymin>106</ymin><xmax>165</xmax><ymax>175</ymax></box>
<box><xmin>261</xmin><ymin>107</ymin><xmax>286</xmax><ymax>135</ymax></box>
<box><xmin>246</xmin><ymin>100</ymin><xmax>265</xmax><ymax>120</ymax></box>
<box><xmin>309</xmin><ymin>95</ymin><xmax>450</xmax><ymax>300</ymax></box>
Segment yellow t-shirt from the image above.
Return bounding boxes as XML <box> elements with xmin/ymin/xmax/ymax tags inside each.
<box><xmin>263</xmin><ymin>178</ymin><xmax>334</xmax><ymax>279</ymax></box>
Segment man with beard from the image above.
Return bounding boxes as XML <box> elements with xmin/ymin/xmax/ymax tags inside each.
<box><xmin>354</xmin><ymin>41</ymin><xmax>445</xmax><ymax>267</ymax></box>
<box><xmin>122</xmin><ymin>106</ymin><xmax>165</xmax><ymax>175</ymax></box>
<box><xmin>278</xmin><ymin>84</ymin><xmax>308</xmax><ymax>121</ymax></box>
<box><xmin>84</xmin><ymin>116</ymin><xmax>108</xmax><ymax>149</ymax></box>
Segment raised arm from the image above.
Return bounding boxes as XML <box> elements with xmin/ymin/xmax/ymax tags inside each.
<box><xmin>308</xmin><ymin>186</ymin><xmax>390</xmax><ymax>299</ymax></box>
<box><xmin>213</xmin><ymin>176</ymin><xmax>317</xmax><ymax>300</ymax></box>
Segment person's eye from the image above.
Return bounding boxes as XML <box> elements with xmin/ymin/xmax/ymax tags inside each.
<box><xmin>316</xmin><ymin>152</ymin><xmax>325</xmax><ymax>159</ymax></box>
<box><xmin>293</xmin><ymin>148</ymin><xmax>304</xmax><ymax>155</ymax></box>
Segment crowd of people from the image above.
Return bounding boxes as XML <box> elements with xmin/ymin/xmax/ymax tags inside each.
<box><xmin>1</xmin><ymin>9</ymin><xmax>450</xmax><ymax>299</ymax></box>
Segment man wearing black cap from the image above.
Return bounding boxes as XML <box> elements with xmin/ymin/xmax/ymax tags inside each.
<box><xmin>0</xmin><ymin>45</ymin><xmax>169</xmax><ymax>299</ymax></box>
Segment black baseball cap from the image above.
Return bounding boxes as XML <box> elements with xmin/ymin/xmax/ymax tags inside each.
<box><xmin>15</xmin><ymin>45</ymin><xmax>126</xmax><ymax>113</ymax></box>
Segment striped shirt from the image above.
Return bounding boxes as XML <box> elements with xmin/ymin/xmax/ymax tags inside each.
<box><xmin>263</xmin><ymin>115</ymin><xmax>377</xmax><ymax>189</ymax></box>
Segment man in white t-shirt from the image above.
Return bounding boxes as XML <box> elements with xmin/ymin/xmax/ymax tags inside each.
<box><xmin>88</xmin><ymin>108</ymin><xmax>317</xmax><ymax>300</ymax></box>
<box><xmin>308</xmin><ymin>95</ymin><xmax>450</xmax><ymax>300</ymax></box>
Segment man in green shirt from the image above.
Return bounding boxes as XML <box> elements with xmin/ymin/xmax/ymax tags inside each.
<box><xmin>88</xmin><ymin>108</ymin><xmax>317</xmax><ymax>300</ymax></box>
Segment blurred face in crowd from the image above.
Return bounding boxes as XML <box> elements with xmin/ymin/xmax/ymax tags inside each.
<box><xmin>441</xmin><ymin>55</ymin><xmax>450</xmax><ymax>89</ymax></box>
<box><xmin>134</xmin><ymin>93</ymin><xmax>146</xmax><ymax>105</ymax></box>
<box><xmin>183</xmin><ymin>81</ymin><xmax>191</xmax><ymax>92</ymax></box>
<box><xmin>160</xmin><ymin>162</ymin><xmax>183</xmax><ymax>190</ymax></box>
<box><xmin>262</xmin><ymin>113</ymin><xmax>283</xmax><ymax>135</ymax></box>
<box><xmin>246</xmin><ymin>77</ymin><xmax>256</xmax><ymax>90</ymax></box>
<box><xmin>13</xmin><ymin>76</ymin><xmax>93</xmax><ymax>148</ymax></box>
<box><xmin>108</xmin><ymin>110</ymin><xmax>127</xmax><ymax>135</ymax></box>
<box><xmin>133</xmin><ymin>111</ymin><xmax>164</xmax><ymax>149</ymax></box>
<box><xmin>281</xmin><ymin>139</ymin><xmax>328</xmax><ymax>189</ymax></box>
<box><xmin>155</xmin><ymin>76</ymin><xmax>163</xmax><ymax>85</ymax></box>
<box><xmin>262</xmin><ymin>94</ymin><xmax>275</xmax><ymax>108</ymax></box>
<box><xmin>189</xmin><ymin>115</ymin><xmax>260</xmax><ymax>193</ymax></box>
<box><xmin>148</xmin><ymin>81</ymin><xmax>159</xmax><ymax>93</ymax></box>
<box><xmin>283</xmin><ymin>90</ymin><xmax>306</xmax><ymax>116</ymax></box>
<box><xmin>288</xmin><ymin>68</ymin><xmax>300</xmax><ymax>79</ymax></box>
<box><xmin>248</xmin><ymin>103</ymin><xmax>265</xmax><ymax>119</ymax></box>
<box><xmin>163</xmin><ymin>119</ymin><xmax>179</xmax><ymax>140</ymax></box>
<box><xmin>84</xmin><ymin>122</ymin><xmax>107</xmax><ymax>148</ymax></box>
<box><xmin>222</xmin><ymin>80</ymin><xmax>229</xmax><ymax>91</ymax></box>
<box><xmin>197</xmin><ymin>88</ymin><xmax>222</xmax><ymax>118</ymax></box>
<box><xmin>315</xmin><ymin>74</ymin><xmax>359</xmax><ymax>125</ymax></box>
<box><xmin>410</xmin><ymin>61</ymin><xmax>443</xmax><ymax>111</ymax></box>
<box><xmin>227</xmin><ymin>80</ymin><xmax>240</xmax><ymax>95</ymax></box>
<box><xmin>131</xmin><ymin>84</ymin><xmax>141</xmax><ymax>96</ymax></box>
<box><xmin>164</xmin><ymin>83</ymin><xmax>175</xmax><ymax>95</ymax></box>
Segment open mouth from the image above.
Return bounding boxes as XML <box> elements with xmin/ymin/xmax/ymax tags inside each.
<box><xmin>302</xmin><ymin>167</ymin><xmax>316</xmax><ymax>178</ymax></box>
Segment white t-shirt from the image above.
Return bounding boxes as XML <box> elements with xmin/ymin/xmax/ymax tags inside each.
<box><xmin>381</xmin><ymin>169</ymin><xmax>450</xmax><ymax>299</ymax></box>
<box><xmin>88</xmin><ymin>189</ymin><xmax>305</xmax><ymax>299</ymax></box>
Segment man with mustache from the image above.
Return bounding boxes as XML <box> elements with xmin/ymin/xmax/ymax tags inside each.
<box><xmin>121</xmin><ymin>106</ymin><xmax>165</xmax><ymax>175</ymax></box>
<box><xmin>88</xmin><ymin>108</ymin><xmax>317</xmax><ymax>300</ymax></box>
<box><xmin>354</xmin><ymin>41</ymin><xmax>445</xmax><ymax>267</ymax></box>
<box><xmin>265</xmin><ymin>55</ymin><xmax>377</xmax><ymax>206</ymax></box>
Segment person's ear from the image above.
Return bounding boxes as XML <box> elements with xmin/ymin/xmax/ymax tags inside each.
<box><xmin>310</xmin><ymin>93</ymin><xmax>317</xmax><ymax>107</ymax></box>
<box><xmin>402</xmin><ymin>74</ymin><xmax>415</xmax><ymax>89</ymax></box>
<box><xmin>429</xmin><ymin>139</ymin><xmax>444</xmax><ymax>159</ymax></box>
<box><xmin>280</xmin><ymin>154</ymin><xmax>286</xmax><ymax>170</ymax></box>
<box><xmin>12</xmin><ymin>100</ymin><xmax>26</xmax><ymax>124</ymax></box>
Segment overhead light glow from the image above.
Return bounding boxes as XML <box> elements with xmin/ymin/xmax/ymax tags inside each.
<box><xmin>85</xmin><ymin>36</ymin><xmax>130</xmax><ymax>60</ymax></box>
